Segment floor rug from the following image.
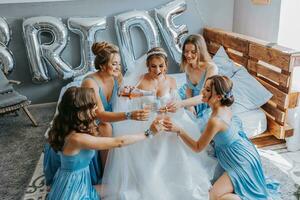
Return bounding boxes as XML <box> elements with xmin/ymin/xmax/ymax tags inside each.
<box><xmin>23</xmin><ymin>146</ymin><xmax>300</xmax><ymax>200</ymax></box>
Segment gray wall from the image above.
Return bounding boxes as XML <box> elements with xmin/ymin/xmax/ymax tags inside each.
<box><xmin>233</xmin><ymin>0</ymin><xmax>281</xmax><ymax>42</ymax></box>
<box><xmin>0</xmin><ymin>0</ymin><xmax>234</xmax><ymax>103</ymax></box>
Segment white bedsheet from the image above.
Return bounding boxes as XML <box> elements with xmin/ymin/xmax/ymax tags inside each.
<box><xmin>235</xmin><ymin>108</ymin><xmax>267</xmax><ymax>138</ymax></box>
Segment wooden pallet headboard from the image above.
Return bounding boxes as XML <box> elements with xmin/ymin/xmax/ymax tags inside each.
<box><xmin>203</xmin><ymin>27</ymin><xmax>300</xmax><ymax>140</ymax></box>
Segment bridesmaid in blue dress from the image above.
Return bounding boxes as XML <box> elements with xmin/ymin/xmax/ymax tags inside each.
<box><xmin>44</xmin><ymin>42</ymin><xmax>150</xmax><ymax>187</ymax></box>
<box><xmin>178</xmin><ymin>34</ymin><xmax>218</xmax><ymax>118</ymax></box>
<box><xmin>163</xmin><ymin>75</ymin><xmax>280</xmax><ymax>200</ymax></box>
<box><xmin>47</xmin><ymin>86</ymin><xmax>160</xmax><ymax>200</ymax></box>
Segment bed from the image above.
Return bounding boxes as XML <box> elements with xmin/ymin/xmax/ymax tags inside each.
<box><xmin>202</xmin><ymin>27</ymin><xmax>300</xmax><ymax>147</ymax></box>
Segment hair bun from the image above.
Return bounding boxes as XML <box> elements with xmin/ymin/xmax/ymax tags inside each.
<box><xmin>91</xmin><ymin>42</ymin><xmax>108</xmax><ymax>55</ymax></box>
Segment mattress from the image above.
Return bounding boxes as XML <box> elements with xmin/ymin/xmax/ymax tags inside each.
<box><xmin>236</xmin><ymin>108</ymin><xmax>267</xmax><ymax>138</ymax></box>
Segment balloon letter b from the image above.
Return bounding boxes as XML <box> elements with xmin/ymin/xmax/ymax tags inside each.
<box><xmin>0</xmin><ymin>17</ymin><xmax>15</xmax><ymax>75</ymax></box>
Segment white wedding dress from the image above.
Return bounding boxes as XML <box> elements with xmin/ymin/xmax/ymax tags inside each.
<box><xmin>102</xmin><ymin>87</ymin><xmax>217</xmax><ymax>200</ymax></box>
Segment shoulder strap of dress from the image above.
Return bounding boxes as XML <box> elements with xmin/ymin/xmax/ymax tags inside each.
<box><xmin>186</xmin><ymin>73</ymin><xmax>195</xmax><ymax>89</ymax></box>
<box><xmin>85</xmin><ymin>76</ymin><xmax>106</xmax><ymax>103</ymax></box>
<box><xmin>134</xmin><ymin>74</ymin><xmax>145</xmax><ymax>88</ymax></box>
<box><xmin>112</xmin><ymin>78</ymin><xmax>119</xmax><ymax>96</ymax></box>
<box><xmin>84</xmin><ymin>76</ymin><xmax>102</xmax><ymax>87</ymax></box>
<box><xmin>215</xmin><ymin>115</ymin><xmax>231</xmax><ymax>127</ymax></box>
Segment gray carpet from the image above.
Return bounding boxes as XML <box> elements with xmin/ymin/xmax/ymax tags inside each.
<box><xmin>0</xmin><ymin>104</ymin><xmax>56</xmax><ymax>200</ymax></box>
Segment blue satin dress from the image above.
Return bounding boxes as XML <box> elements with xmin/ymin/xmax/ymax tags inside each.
<box><xmin>43</xmin><ymin>78</ymin><xmax>118</xmax><ymax>186</ymax></box>
<box><xmin>213</xmin><ymin>116</ymin><xmax>280</xmax><ymax>200</ymax></box>
<box><xmin>47</xmin><ymin>149</ymin><xmax>100</xmax><ymax>200</ymax></box>
<box><xmin>178</xmin><ymin>69</ymin><xmax>210</xmax><ymax>118</ymax></box>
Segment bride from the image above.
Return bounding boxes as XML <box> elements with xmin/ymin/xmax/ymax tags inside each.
<box><xmin>102</xmin><ymin>47</ymin><xmax>217</xmax><ymax>200</ymax></box>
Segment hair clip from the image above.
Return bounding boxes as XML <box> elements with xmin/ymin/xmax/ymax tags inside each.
<box><xmin>224</xmin><ymin>90</ymin><xmax>233</xmax><ymax>98</ymax></box>
<box><xmin>147</xmin><ymin>50</ymin><xmax>167</xmax><ymax>58</ymax></box>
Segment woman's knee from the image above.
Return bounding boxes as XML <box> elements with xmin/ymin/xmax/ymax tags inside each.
<box><xmin>209</xmin><ymin>188</ymin><xmax>220</xmax><ymax>200</ymax></box>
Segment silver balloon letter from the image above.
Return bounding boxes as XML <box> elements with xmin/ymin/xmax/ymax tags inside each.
<box><xmin>155</xmin><ymin>0</ymin><xmax>188</xmax><ymax>64</ymax></box>
<box><xmin>23</xmin><ymin>16</ymin><xmax>73</xmax><ymax>83</ymax></box>
<box><xmin>68</xmin><ymin>17</ymin><xmax>107</xmax><ymax>73</ymax></box>
<box><xmin>0</xmin><ymin>17</ymin><xmax>15</xmax><ymax>74</ymax></box>
<box><xmin>115</xmin><ymin>10</ymin><xmax>160</xmax><ymax>73</ymax></box>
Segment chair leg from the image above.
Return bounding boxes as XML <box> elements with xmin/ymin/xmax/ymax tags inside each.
<box><xmin>22</xmin><ymin>107</ymin><xmax>38</xmax><ymax>127</ymax></box>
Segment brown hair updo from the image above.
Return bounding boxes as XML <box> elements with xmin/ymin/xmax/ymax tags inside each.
<box><xmin>206</xmin><ymin>75</ymin><xmax>234</xmax><ymax>107</ymax></box>
<box><xmin>92</xmin><ymin>42</ymin><xmax>119</xmax><ymax>70</ymax></box>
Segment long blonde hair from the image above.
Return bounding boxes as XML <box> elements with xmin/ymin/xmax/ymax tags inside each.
<box><xmin>180</xmin><ymin>34</ymin><xmax>212</xmax><ymax>72</ymax></box>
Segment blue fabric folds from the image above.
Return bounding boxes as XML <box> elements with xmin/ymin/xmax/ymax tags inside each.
<box><xmin>47</xmin><ymin>149</ymin><xmax>100</xmax><ymax>200</ymax></box>
<box><xmin>178</xmin><ymin>71</ymin><xmax>210</xmax><ymax>118</ymax></box>
<box><xmin>43</xmin><ymin>77</ymin><xmax>119</xmax><ymax>187</ymax></box>
<box><xmin>213</xmin><ymin>117</ymin><xmax>281</xmax><ymax>200</ymax></box>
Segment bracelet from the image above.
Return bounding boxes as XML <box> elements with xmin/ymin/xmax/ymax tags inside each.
<box><xmin>144</xmin><ymin>129</ymin><xmax>154</xmax><ymax>138</ymax></box>
<box><xmin>125</xmin><ymin>112</ymin><xmax>132</xmax><ymax>120</ymax></box>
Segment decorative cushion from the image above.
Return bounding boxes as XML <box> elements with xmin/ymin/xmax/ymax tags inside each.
<box><xmin>213</xmin><ymin>46</ymin><xmax>273</xmax><ymax>113</ymax></box>
<box><xmin>212</xmin><ymin>46</ymin><xmax>240</xmax><ymax>78</ymax></box>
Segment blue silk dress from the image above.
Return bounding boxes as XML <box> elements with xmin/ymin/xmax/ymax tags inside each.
<box><xmin>213</xmin><ymin>116</ymin><xmax>280</xmax><ymax>200</ymax></box>
<box><xmin>178</xmin><ymin>69</ymin><xmax>210</xmax><ymax>118</ymax></box>
<box><xmin>43</xmin><ymin>77</ymin><xmax>118</xmax><ymax>186</ymax></box>
<box><xmin>47</xmin><ymin>149</ymin><xmax>100</xmax><ymax>200</ymax></box>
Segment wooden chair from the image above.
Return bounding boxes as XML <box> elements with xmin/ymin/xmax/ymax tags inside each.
<box><xmin>0</xmin><ymin>70</ymin><xmax>38</xmax><ymax>126</ymax></box>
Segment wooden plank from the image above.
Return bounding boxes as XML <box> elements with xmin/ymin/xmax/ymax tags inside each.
<box><xmin>204</xmin><ymin>27</ymin><xmax>268</xmax><ymax>47</ymax></box>
<box><xmin>203</xmin><ymin>28</ymin><xmax>248</xmax><ymax>54</ymax></box>
<box><xmin>261</xmin><ymin>103</ymin><xmax>285</xmax><ymax>125</ymax></box>
<box><xmin>266</xmin><ymin>117</ymin><xmax>293</xmax><ymax>139</ymax></box>
<box><xmin>203</xmin><ymin>28</ymin><xmax>223</xmax><ymax>46</ymax></box>
<box><xmin>267</xmin><ymin>117</ymin><xmax>284</xmax><ymax>139</ymax></box>
<box><xmin>251</xmin><ymin>133</ymin><xmax>285</xmax><ymax>148</ymax></box>
<box><xmin>207</xmin><ymin>42</ymin><xmax>248</xmax><ymax>66</ymax></box>
<box><xmin>248</xmin><ymin>60</ymin><xmax>290</xmax><ymax>89</ymax></box>
<box><xmin>222</xmin><ymin>33</ymin><xmax>249</xmax><ymax>55</ymax></box>
<box><xmin>250</xmin><ymin>131</ymin><xmax>272</xmax><ymax>139</ymax></box>
<box><xmin>204</xmin><ymin>27</ymin><xmax>299</xmax><ymax>54</ymax></box>
<box><xmin>256</xmin><ymin>77</ymin><xmax>289</xmax><ymax>109</ymax></box>
<box><xmin>257</xmin><ymin>75</ymin><xmax>289</xmax><ymax>94</ymax></box>
<box><xmin>288</xmin><ymin>92</ymin><xmax>300</xmax><ymax>108</ymax></box>
<box><xmin>207</xmin><ymin>42</ymin><xmax>220</xmax><ymax>55</ymax></box>
<box><xmin>227</xmin><ymin>51</ymin><xmax>248</xmax><ymax>66</ymax></box>
<box><xmin>285</xmin><ymin>127</ymin><xmax>294</xmax><ymax>138</ymax></box>
<box><xmin>249</xmin><ymin>43</ymin><xmax>291</xmax><ymax>72</ymax></box>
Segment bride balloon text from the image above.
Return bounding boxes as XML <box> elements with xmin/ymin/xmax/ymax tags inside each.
<box><xmin>8</xmin><ymin>0</ymin><xmax>188</xmax><ymax>83</ymax></box>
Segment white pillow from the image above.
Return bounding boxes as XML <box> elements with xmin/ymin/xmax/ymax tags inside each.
<box><xmin>213</xmin><ymin>46</ymin><xmax>273</xmax><ymax>114</ymax></box>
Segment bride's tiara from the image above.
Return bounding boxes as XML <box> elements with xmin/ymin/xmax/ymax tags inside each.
<box><xmin>147</xmin><ymin>50</ymin><xmax>167</xmax><ymax>58</ymax></box>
